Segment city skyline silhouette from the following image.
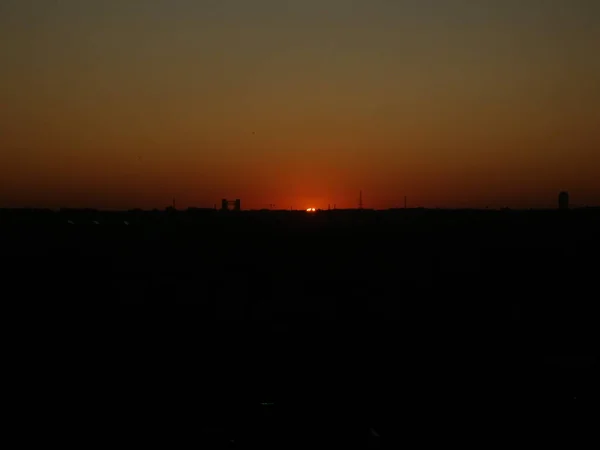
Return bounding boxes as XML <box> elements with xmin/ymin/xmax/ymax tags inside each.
<box><xmin>1</xmin><ymin>1</ymin><xmax>599</xmax><ymax>211</ymax></box>
<box><xmin>1</xmin><ymin>2</ymin><xmax>597</xmax><ymax>446</ymax></box>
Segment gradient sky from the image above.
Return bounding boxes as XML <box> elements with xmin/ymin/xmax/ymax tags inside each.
<box><xmin>1</xmin><ymin>0</ymin><xmax>599</xmax><ymax>210</ymax></box>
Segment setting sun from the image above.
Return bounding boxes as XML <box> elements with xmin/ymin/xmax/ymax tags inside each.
<box><xmin>306</xmin><ymin>208</ymin><xmax>316</xmax><ymax>212</ymax></box>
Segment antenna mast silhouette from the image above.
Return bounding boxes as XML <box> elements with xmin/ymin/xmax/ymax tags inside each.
<box><xmin>359</xmin><ymin>190</ymin><xmax>363</xmax><ymax>210</ymax></box>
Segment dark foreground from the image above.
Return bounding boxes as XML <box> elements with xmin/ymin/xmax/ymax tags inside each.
<box><xmin>3</xmin><ymin>208</ymin><xmax>598</xmax><ymax>446</ymax></box>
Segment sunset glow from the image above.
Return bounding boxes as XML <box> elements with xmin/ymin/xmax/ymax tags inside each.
<box><xmin>1</xmin><ymin>1</ymin><xmax>599</xmax><ymax>210</ymax></box>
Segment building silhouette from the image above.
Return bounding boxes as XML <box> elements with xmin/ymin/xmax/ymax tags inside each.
<box><xmin>558</xmin><ymin>192</ymin><xmax>569</xmax><ymax>210</ymax></box>
<box><xmin>221</xmin><ymin>199</ymin><xmax>241</xmax><ymax>211</ymax></box>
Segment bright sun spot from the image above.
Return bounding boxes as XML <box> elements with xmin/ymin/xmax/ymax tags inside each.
<box><xmin>306</xmin><ymin>208</ymin><xmax>316</xmax><ymax>212</ymax></box>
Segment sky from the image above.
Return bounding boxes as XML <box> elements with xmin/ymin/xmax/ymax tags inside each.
<box><xmin>1</xmin><ymin>0</ymin><xmax>599</xmax><ymax>210</ymax></box>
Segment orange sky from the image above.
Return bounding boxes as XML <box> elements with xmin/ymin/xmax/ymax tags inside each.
<box><xmin>1</xmin><ymin>1</ymin><xmax>599</xmax><ymax>210</ymax></box>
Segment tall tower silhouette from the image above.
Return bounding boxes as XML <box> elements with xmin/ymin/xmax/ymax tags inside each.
<box><xmin>558</xmin><ymin>191</ymin><xmax>569</xmax><ymax>210</ymax></box>
<box><xmin>359</xmin><ymin>191</ymin><xmax>363</xmax><ymax>210</ymax></box>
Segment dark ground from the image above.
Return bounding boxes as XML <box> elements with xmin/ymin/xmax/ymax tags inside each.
<box><xmin>2</xmin><ymin>208</ymin><xmax>598</xmax><ymax>447</ymax></box>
